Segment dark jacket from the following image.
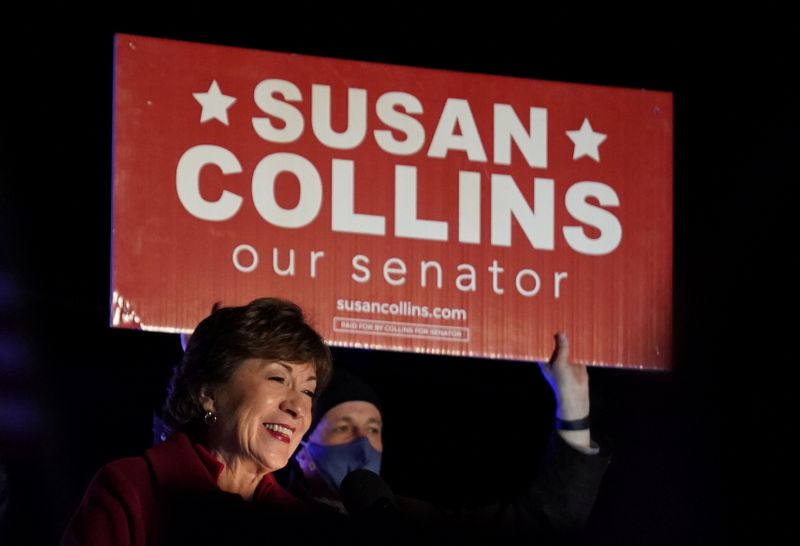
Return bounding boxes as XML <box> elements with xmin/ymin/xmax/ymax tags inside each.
<box><xmin>285</xmin><ymin>433</ymin><xmax>611</xmax><ymax>545</ymax></box>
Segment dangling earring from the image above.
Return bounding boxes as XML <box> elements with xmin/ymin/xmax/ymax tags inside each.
<box><xmin>204</xmin><ymin>410</ymin><xmax>217</xmax><ymax>425</ymax></box>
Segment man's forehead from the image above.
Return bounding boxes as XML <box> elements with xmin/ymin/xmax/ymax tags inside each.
<box><xmin>324</xmin><ymin>400</ymin><xmax>382</xmax><ymax>421</ymax></box>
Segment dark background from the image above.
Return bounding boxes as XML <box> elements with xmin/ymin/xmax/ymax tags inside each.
<box><xmin>1</xmin><ymin>9</ymin><xmax>794</xmax><ymax>545</ymax></box>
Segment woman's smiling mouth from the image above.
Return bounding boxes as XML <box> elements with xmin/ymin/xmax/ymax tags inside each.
<box><xmin>263</xmin><ymin>422</ymin><xmax>295</xmax><ymax>443</ymax></box>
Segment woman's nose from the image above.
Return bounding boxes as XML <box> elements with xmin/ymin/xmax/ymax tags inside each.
<box><xmin>279</xmin><ymin>391</ymin><xmax>306</xmax><ymax>419</ymax></box>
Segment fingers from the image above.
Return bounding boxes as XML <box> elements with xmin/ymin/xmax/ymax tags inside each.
<box><xmin>556</xmin><ymin>331</ymin><xmax>569</xmax><ymax>357</ymax></box>
<box><xmin>549</xmin><ymin>331</ymin><xmax>569</xmax><ymax>367</ymax></box>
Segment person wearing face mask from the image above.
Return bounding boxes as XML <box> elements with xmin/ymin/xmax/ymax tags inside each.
<box><xmin>283</xmin><ymin>333</ymin><xmax>611</xmax><ymax>546</ymax></box>
<box><xmin>283</xmin><ymin>367</ymin><xmax>384</xmax><ymax>514</ymax></box>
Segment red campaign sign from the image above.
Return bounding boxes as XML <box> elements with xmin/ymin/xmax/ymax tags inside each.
<box><xmin>111</xmin><ymin>33</ymin><xmax>673</xmax><ymax>370</ymax></box>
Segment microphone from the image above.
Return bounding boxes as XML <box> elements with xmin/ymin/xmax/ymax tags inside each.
<box><xmin>339</xmin><ymin>469</ymin><xmax>396</xmax><ymax>518</ymax></box>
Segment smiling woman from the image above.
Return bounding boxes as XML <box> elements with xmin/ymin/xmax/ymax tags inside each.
<box><xmin>201</xmin><ymin>359</ymin><xmax>318</xmax><ymax>495</ymax></box>
<box><xmin>60</xmin><ymin>298</ymin><xmax>334</xmax><ymax>546</ymax></box>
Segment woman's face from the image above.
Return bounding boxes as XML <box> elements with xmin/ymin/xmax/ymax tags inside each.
<box><xmin>204</xmin><ymin>359</ymin><xmax>317</xmax><ymax>473</ymax></box>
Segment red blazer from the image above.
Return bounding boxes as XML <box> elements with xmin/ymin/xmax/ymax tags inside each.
<box><xmin>61</xmin><ymin>432</ymin><xmax>303</xmax><ymax>546</ymax></box>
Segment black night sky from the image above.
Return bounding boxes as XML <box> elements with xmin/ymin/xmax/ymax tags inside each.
<box><xmin>1</xmin><ymin>9</ymin><xmax>795</xmax><ymax>545</ymax></box>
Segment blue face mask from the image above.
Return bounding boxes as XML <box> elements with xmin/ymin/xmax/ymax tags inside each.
<box><xmin>305</xmin><ymin>436</ymin><xmax>383</xmax><ymax>491</ymax></box>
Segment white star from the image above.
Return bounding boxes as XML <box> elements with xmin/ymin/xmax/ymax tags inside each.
<box><xmin>566</xmin><ymin>118</ymin><xmax>607</xmax><ymax>162</ymax></box>
<box><xmin>193</xmin><ymin>80</ymin><xmax>237</xmax><ymax>125</ymax></box>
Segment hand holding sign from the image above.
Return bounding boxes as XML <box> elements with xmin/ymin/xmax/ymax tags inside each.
<box><xmin>538</xmin><ymin>332</ymin><xmax>592</xmax><ymax>449</ymax></box>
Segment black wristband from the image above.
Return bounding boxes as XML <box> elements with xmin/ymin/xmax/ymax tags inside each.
<box><xmin>556</xmin><ymin>415</ymin><xmax>591</xmax><ymax>431</ymax></box>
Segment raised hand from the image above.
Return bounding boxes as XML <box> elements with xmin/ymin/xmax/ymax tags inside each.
<box><xmin>538</xmin><ymin>333</ymin><xmax>593</xmax><ymax>450</ymax></box>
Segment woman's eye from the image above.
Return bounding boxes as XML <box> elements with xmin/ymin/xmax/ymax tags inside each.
<box><xmin>303</xmin><ymin>390</ymin><xmax>315</xmax><ymax>398</ymax></box>
<box><xmin>370</xmin><ymin>428</ymin><xmax>381</xmax><ymax>435</ymax></box>
<box><xmin>268</xmin><ymin>376</ymin><xmax>286</xmax><ymax>383</ymax></box>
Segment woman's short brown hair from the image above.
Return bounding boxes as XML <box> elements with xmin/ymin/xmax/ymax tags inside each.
<box><xmin>162</xmin><ymin>298</ymin><xmax>332</xmax><ymax>436</ymax></box>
